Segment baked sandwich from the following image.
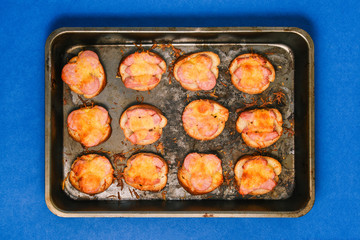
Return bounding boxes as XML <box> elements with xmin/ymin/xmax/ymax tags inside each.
<box><xmin>119</xmin><ymin>51</ymin><xmax>166</xmax><ymax>91</ymax></box>
<box><xmin>123</xmin><ymin>153</ymin><xmax>168</xmax><ymax>192</ymax></box>
<box><xmin>229</xmin><ymin>53</ymin><xmax>275</xmax><ymax>94</ymax></box>
<box><xmin>120</xmin><ymin>104</ymin><xmax>167</xmax><ymax>145</ymax></box>
<box><xmin>67</xmin><ymin>105</ymin><xmax>111</xmax><ymax>148</ymax></box>
<box><xmin>173</xmin><ymin>51</ymin><xmax>220</xmax><ymax>91</ymax></box>
<box><xmin>182</xmin><ymin>99</ymin><xmax>229</xmax><ymax>140</ymax></box>
<box><xmin>62</xmin><ymin>50</ymin><xmax>106</xmax><ymax>98</ymax></box>
<box><xmin>69</xmin><ymin>154</ymin><xmax>114</xmax><ymax>195</ymax></box>
<box><xmin>234</xmin><ymin>155</ymin><xmax>281</xmax><ymax>196</ymax></box>
<box><xmin>236</xmin><ymin>108</ymin><xmax>283</xmax><ymax>148</ymax></box>
<box><xmin>178</xmin><ymin>153</ymin><xmax>223</xmax><ymax>195</ymax></box>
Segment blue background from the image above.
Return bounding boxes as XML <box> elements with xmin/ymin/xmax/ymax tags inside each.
<box><xmin>1</xmin><ymin>0</ymin><xmax>359</xmax><ymax>239</ymax></box>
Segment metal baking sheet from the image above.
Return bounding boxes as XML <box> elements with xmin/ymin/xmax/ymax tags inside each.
<box><xmin>45</xmin><ymin>27</ymin><xmax>314</xmax><ymax>217</ymax></box>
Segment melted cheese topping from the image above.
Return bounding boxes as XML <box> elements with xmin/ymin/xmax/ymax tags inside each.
<box><xmin>70</xmin><ymin>107</ymin><xmax>108</xmax><ymax>140</ymax></box>
<box><xmin>75</xmin><ymin>55</ymin><xmax>101</xmax><ymax>87</ymax></box>
<box><xmin>183</xmin><ymin>100</ymin><xmax>228</xmax><ymax>139</ymax></box>
<box><xmin>239</xmin><ymin>60</ymin><xmax>264</xmax><ymax>87</ymax></box>
<box><xmin>194</xmin><ymin>101</ymin><xmax>213</xmax><ymax>115</ymax></box>
<box><xmin>181</xmin><ymin>55</ymin><xmax>212</xmax><ymax>82</ymax></box>
<box><xmin>127</xmin><ymin>156</ymin><xmax>160</xmax><ymax>185</ymax></box>
<box><xmin>74</xmin><ymin>157</ymin><xmax>109</xmax><ymax>178</ymax></box>
<box><xmin>128</xmin><ymin>115</ymin><xmax>154</xmax><ymax>132</ymax></box>
<box><xmin>189</xmin><ymin>156</ymin><xmax>219</xmax><ymax>176</ymax></box>
<box><xmin>248</xmin><ymin>110</ymin><xmax>275</xmax><ymax>133</ymax></box>
<box><xmin>241</xmin><ymin>159</ymin><xmax>275</xmax><ymax>191</ymax></box>
<box><xmin>71</xmin><ymin>155</ymin><xmax>113</xmax><ymax>194</ymax></box>
<box><xmin>129</xmin><ymin>61</ymin><xmax>160</xmax><ymax>77</ymax></box>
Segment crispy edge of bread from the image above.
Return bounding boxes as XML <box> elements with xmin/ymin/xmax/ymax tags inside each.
<box><xmin>69</xmin><ymin>154</ymin><xmax>114</xmax><ymax>195</ymax></box>
<box><xmin>182</xmin><ymin>99</ymin><xmax>229</xmax><ymax>141</ymax></box>
<box><xmin>235</xmin><ymin>108</ymin><xmax>283</xmax><ymax>148</ymax></box>
<box><xmin>119</xmin><ymin>52</ymin><xmax>166</xmax><ymax>91</ymax></box>
<box><xmin>67</xmin><ymin>106</ymin><xmax>112</xmax><ymax>148</ymax></box>
<box><xmin>234</xmin><ymin>155</ymin><xmax>281</xmax><ymax>196</ymax></box>
<box><xmin>62</xmin><ymin>51</ymin><xmax>107</xmax><ymax>99</ymax></box>
<box><xmin>119</xmin><ymin>104</ymin><xmax>168</xmax><ymax>145</ymax></box>
<box><xmin>177</xmin><ymin>153</ymin><xmax>223</xmax><ymax>195</ymax></box>
<box><xmin>229</xmin><ymin>53</ymin><xmax>275</xmax><ymax>94</ymax></box>
<box><xmin>123</xmin><ymin>153</ymin><xmax>168</xmax><ymax>192</ymax></box>
<box><xmin>173</xmin><ymin>51</ymin><xmax>220</xmax><ymax>91</ymax></box>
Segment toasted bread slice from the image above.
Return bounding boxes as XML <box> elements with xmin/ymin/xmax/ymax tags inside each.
<box><xmin>173</xmin><ymin>51</ymin><xmax>220</xmax><ymax>91</ymax></box>
<box><xmin>178</xmin><ymin>153</ymin><xmax>223</xmax><ymax>195</ymax></box>
<box><xmin>69</xmin><ymin>154</ymin><xmax>114</xmax><ymax>195</ymax></box>
<box><xmin>123</xmin><ymin>153</ymin><xmax>168</xmax><ymax>192</ymax></box>
<box><xmin>119</xmin><ymin>51</ymin><xmax>166</xmax><ymax>91</ymax></box>
<box><xmin>236</xmin><ymin>108</ymin><xmax>283</xmax><ymax>148</ymax></box>
<box><xmin>67</xmin><ymin>105</ymin><xmax>111</xmax><ymax>148</ymax></box>
<box><xmin>234</xmin><ymin>155</ymin><xmax>281</xmax><ymax>196</ymax></box>
<box><xmin>229</xmin><ymin>53</ymin><xmax>275</xmax><ymax>94</ymax></box>
<box><xmin>119</xmin><ymin>104</ymin><xmax>167</xmax><ymax>145</ymax></box>
<box><xmin>182</xmin><ymin>99</ymin><xmax>229</xmax><ymax>140</ymax></box>
<box><xmin>62</xmin><ymin>50</ymin><xmax>106</xmax><ymax>98</ymax></box>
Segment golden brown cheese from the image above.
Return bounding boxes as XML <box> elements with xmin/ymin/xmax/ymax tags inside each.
<box><xmin>69</xmin><ymin>154</ymin><xmax>114</xmax><ymax>195</ymax></box>
<box><xmin>123</xmin><ymin>153</ymin><xmax>168</xmax><ymax>192</ymax></box>
<box><xmin>238</xmin><ymin>59</ymin><xmax>265</xmax><ymax>88</ymax></box>
<box><xmin>128</xmin><ymin>115</ymin><xmax>155</xmax><ymax>132</ymax></box>
<box><xmin>178</xmin><ymin>153</ymin><xmax>223</xmax><ymax>195</ymax></box>
<box><xmin>241</xmin><ymin>159</ymin><xmax>275</xmax><ymax>191</ymax></box>
<box><xmin>181</xmin><ymin>55</ymin><xmax>211</xmax><ymax>82</ymax></box>
<box><xmin>67</xmin><ymin>106</ymin><xmax>111</xmax><ymax>147</ymax></box>
<box><xmin>248</xmin><ymin>110</ymin><xmax>275</xmax><ymax>133</ymax></box>
<box><xmin>61</xmin><ymin>50</ymin><xmax>106</xmax><ymax>98</ymax></box>
<box><xmin>182</xmin><ymin>99</ymin><xmax>229</xmax><ymax>140</ymax></box>
<box><xmin>189</xmin><ymin>156</ymin><xmax>218</xmax><ymax>176</ymax></box>
<box><xmin>127</xmin><ymin>156</ymin><xmax>160</xmax><ymax>185</ymax></box>
<box><xmin>229</xmin><ymin>53</ymin><xmax>275</xmax><ymax>94</ymax></box>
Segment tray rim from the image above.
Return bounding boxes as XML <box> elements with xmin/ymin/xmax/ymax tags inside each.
<box><xmin>45</xmin><ymin>26</ymin><xmax>314</xmax><ymax>218</ymax></box>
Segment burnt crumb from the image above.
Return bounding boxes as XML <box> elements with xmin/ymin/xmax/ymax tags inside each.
<box><xmin>128</xmin><ymin>188</ymin><xmax>134</xmax><ymax>198</ymax></box>
<box><xmin>133</xmin><ymin>42</ymin><xmax>144</xmax><ymax>52</ymax></box>
<box><xmin>219</xmin><ymin>80</ymin><xmax>227</xmax><ymax>87</ymax></box>
<box><xmin>133</xmin><ymin>189</ymin><xmax>140</xmax><ymax>199</ymax></box>
<box><xmin>113</xmin><ymin>153</ymin><xmax>126</xmax><ymax>165</ymax></box>
<box><xmin>155</xmin><ymin>142</ymin><xmax>165</xmax><ymax>155</ymax></box>
<box><xmin>203</xmin><ymin>213</ymin><xmax>214</xmax><ymax>218</ymax></box>
<box><xmin>259</xmin><ymin>97</ymin><xmax>273</xmax><ymax>108</ymax></box>
<box><xmin>273</xmin><ymin>91</ymin><xmax>286</xmax><ymax>104</ymax></box>
<box><xmin>136</xmin><ymin>96</ymin><xmax>144</xmax><ymax>103</ymax></box>
<box><xmin>161</xmin><ymin>191</ymin><xmax>167</xmax><ymax>201</ymax></box>
<box><xmin>116</xmin><ymin>177</ymin><xmax>124</xmax><ymax>191</ymax></box>
<box><xmin>106</xmin><ymin>195</ymin><xmax>117</xmax><ymax>198</ymax></box>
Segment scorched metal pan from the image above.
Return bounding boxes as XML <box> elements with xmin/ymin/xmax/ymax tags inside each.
<box><xmin>45</xmin><ymin>27</ymin><xmax>314</xmax><ymax>217</ymax></box>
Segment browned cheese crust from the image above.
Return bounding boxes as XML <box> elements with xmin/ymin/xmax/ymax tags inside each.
<box><xmin>236</xmin><ymin>108</ymin><xmax>283</xmax><ymax>148</ymax></box>
<box><xmin>123</xmin><ymin>153</ymin><xmax>168</xmax><ymax>192</ymax></box>
<box><xmin>173</xmin><ymin>51</ymin><xmax>220</xmax><ymax>91</ymax></box>
<box><xmin>61</xmin><ymin>50</ymin><xmax>106</xmax><ymax>98</ymax></box>
<box><xmin>234</xmin><ymin>155</ymin><xmax>281</xmax><ymax>196</ymax></box>
<box><xmin>119</xmin><ymin>51</ymin><xmax>166</xmax><ymax>91</ymax></box>
<box><xmin>178</xmin><ymin>153</ymin><xmax>223</xmax><ymax>195</ymax></box>
<box><xmin>67</xmin><ymin>105</ymin><xmax>111</xmax><ymax>148</ymax></box>
<box><xmin>69</xmin><ymin>154</ymin><xmax>114</xmax><ymax>195</ymax></box>
<box><xmin>229</xmin><ymin>53</ymin><xmax>275</xmax><ymax>94</ymax></box>
<box><xmin>182</xmin><ymin>99</ymin><xmax>229</xmax><ymax>141</ymax></box>
<box><xmin>119</xmin><ymin>104</ymin><xmax>167</xmax><ymax>145</ymax></box>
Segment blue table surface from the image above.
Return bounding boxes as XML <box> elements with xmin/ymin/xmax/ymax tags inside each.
<box><xmin>1</xmin><ymin>0</ymin><xmax>359</xmax><ymax>239</ymax></box>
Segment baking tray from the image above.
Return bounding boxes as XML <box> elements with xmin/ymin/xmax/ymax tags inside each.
<box><xmin>45</xmin><ymin>27</ymin><xmax>314</xmax><ymax>217</ymax></box>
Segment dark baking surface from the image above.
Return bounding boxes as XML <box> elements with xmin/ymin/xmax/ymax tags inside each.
<box><xmin>58</xmin><ymin>35</ymin><xmax>295</xmax><ymax>201</ymax></box>
<box><xmin>2</xmin><ymin>0</ymin><xmax>360</xmax><ymax>238</ymax></box>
